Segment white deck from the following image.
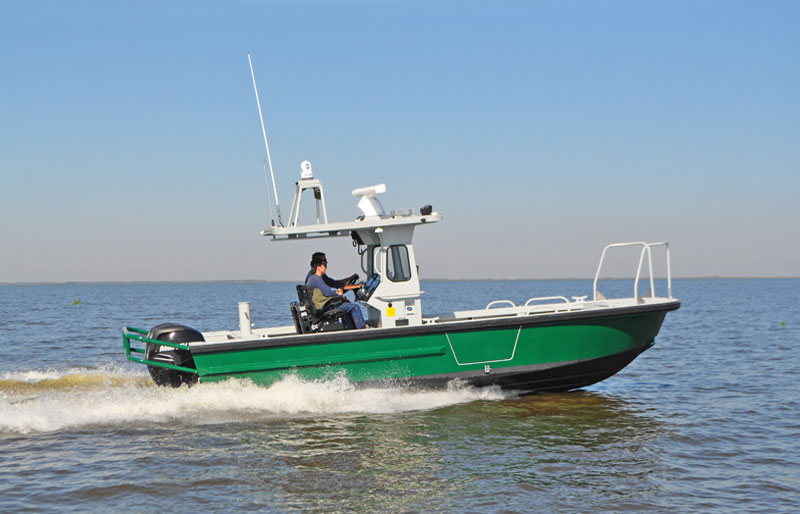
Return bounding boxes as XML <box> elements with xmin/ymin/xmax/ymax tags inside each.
<box><xmin>193</xmin><ymin>296</ymin><xmax>676</xmax><ymax>346</ymax></box>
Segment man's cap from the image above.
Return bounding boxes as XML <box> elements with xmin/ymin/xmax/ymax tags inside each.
<box><xmin>310</xmin><ymin>255</ymin><xmax>325</xmax><ymax>268</ymax></box>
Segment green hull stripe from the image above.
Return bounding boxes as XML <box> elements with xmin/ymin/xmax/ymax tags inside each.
<box><xmin>200</xmin><ymin>345</ymin><xmax>447</xmax><ymax>376</ymax></box>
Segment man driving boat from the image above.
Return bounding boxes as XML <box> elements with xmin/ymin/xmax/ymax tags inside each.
<box><xmin>305</xmin><ymin>255</ymin><xmax>367</xmax><ymax>329</ymax></box>
<box><xmin>304</xmin><ymin>252</ymin><xmax>363</xmax><ymax>294</ymax></box>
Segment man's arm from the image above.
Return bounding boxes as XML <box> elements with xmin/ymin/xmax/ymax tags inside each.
<box><xmin>331</xmin><ymin>273</ymin><xmax>363</xmax><ymax>290</ymax></box>
<box><xmin>322</xmin><ymin>274</ymin><xmax>345</xmax><ymax>289</ymax></box>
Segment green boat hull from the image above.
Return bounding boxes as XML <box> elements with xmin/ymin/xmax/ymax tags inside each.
<box><xmin>180</xmin><ymin>302</ymin><xmax>678</xmax><ymax>393</ymax></box>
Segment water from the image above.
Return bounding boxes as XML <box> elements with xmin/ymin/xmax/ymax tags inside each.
<box><xmin>1</xmin><ymin>279</ymin><xmax>798</xmax><ymax>512</ymax></box>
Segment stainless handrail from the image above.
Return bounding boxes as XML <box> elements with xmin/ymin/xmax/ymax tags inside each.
<box><xmin>485</xmin><ymin>300</ymin><xmax>516</xmax><ymax>309</ymax></box>
<box><xmin>524</xmin><ymin>296</ymin><xmax>570</xmax><ymax>306</ymax></box>
<box><xmin>593</xmin><ymin>242</ymin><xmax>672</xmax><ymax>301</ymax></box>
<box><xmin>485</xmin><ymin>296</ymin><xmax>571</xmax><ymax>311</ymax></box>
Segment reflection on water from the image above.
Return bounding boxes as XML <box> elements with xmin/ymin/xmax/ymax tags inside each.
<box><xmin>165</xmin><ymin>391</ymin><xmax>666</xmax><ymax>512</ymax></box>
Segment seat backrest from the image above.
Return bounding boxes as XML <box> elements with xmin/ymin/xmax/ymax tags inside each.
<box><xmin>296</xmin><ymin>285</ymin><xmax>317</xmax><ymax>312</ymax></box>
<box><xmin>298</xmin><ymin>282</ymin><xmax>347</xmax><ymax>315</ymax></box>
<box><xmin>297</xmin><ymin>284</ymin><xmax>334</xmax><ymax>321</ymax></box>
<box><xmin>290</xmin><ymin>301</ymin><xmax>304</xmax><ymax>334</ymax></box>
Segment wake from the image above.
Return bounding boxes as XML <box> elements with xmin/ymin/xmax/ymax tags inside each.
<box><xmin>0</xmin><ymin>367</ymin><xmax>511</xmax><ymax>434</ymax></box>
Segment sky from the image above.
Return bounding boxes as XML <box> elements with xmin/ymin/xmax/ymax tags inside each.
<box><xmin>1</xmin><ymin>0</ymin><xmax>798</xmax><ymax>282</ymax></box>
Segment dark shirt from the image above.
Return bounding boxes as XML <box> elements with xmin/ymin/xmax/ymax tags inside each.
<box><xmin>306</xmin><ymin>274</ymin><xmax>338</xmax><ymax>297</ymax></box>
<box><xmin>305</xmin><ymin>270</ymin><xmax>345</xmax><ymax>289</ymax></box>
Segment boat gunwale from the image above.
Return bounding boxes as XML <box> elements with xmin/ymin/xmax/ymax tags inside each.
<box><xmin>189</xmin><ymin>299</ymin><xmax>680</xmax><ymax>355</ymax></box>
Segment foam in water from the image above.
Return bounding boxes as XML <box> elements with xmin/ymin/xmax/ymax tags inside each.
<box><xmin>0</xmin><ymin>368</ymin><xmax>512</xmax><ymax>434</ymax></box>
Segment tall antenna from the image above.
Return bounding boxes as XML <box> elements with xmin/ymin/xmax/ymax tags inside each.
<box><xmin>248</xmin><ymin>52</ymin><xmax>283</xmax><ymax>227</ymax></box>
<box><xmin>261</xmin><ymin>159</ymin><xmax>275</xmax><ymax>227</ymax></box>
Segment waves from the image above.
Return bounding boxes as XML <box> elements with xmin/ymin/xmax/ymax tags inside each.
<box><xmin>0</xmin><ymin>369</ymin><xmax>152</xmax><ymax>395</ymax></box>
<box><xmin>0</xmin><ymin>367</ymin><xmax>510</xmax><ymax>435</ymax></box>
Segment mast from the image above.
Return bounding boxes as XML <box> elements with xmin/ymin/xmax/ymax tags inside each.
<box><xmin>248</xmin><ymin>52</ymin><xmax>283</xmax><ymax>227</ymax></box>
<box><xmin>261</xmin><ymin>159</ymin><xmax>275</xmax><ymax>227</ymax></box>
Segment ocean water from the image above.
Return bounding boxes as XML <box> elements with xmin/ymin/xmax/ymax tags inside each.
<box><xmin>0</xmin><ymin>279</ymin><xmax>798</xmax><ymax>512</ymax></box>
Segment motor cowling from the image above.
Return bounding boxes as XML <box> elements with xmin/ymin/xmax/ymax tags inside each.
<box><xmin>145</xmin><ymin>323</ymin><xmax>203</xmax><ymax>387</ymax></box>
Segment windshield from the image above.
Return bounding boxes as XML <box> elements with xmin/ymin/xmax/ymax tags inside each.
<box><xmin>361</xmin><ymin>245</ymin><xmax>378</xmax><ymax>276</ymax></box>
<box><xmin>387</xmin><ymin>245</ymin><xmax>411</xmax><ymax>282</ymax></box>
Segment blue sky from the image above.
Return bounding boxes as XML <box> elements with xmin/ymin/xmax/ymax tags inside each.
<box><xmin>1</xmin><ymin>0</ymin><xmax>798</xmax><ymax>282</ymax></box>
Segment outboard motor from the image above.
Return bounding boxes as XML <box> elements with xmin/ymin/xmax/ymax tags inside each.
<box><xmin>145</xmin><ymin>323</ymin><xmax>203</xmax><ymax>387</ymax></box>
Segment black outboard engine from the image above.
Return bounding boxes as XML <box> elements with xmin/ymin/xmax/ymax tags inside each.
<box><xmin>145</xmin><ymin>323</ymin><xmax>203</xmax><ymax>387</ymax></box>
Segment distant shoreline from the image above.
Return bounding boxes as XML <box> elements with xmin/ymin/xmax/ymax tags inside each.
<box><xmin>2</xmin><ymin>276</ymin><xmax>798</xmax><ymax>286</ymax></box>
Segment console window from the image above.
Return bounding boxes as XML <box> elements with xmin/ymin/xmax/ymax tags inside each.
<box><xmin>387</xmin><ymin>245</ymin><xmax>411</xmax><ymax>282</ymax></box>
<box><xmin>361</xmin><ymin>245</ymin><xmax>377</xmax><ymax>275</ymax></box>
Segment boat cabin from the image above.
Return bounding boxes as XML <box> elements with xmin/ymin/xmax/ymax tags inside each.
<box><xmin>262</xmin><ymin>161</ymin><xmax>441</xmax><ymax>329</ymax></box>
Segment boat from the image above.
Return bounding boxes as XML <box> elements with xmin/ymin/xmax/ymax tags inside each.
<box><xmin>122</xmin><ymin>171</ymin><xmax>679</xmax><ymax>392</ymax></box>
<box><xmin>121</xmin><ymin>56</ymin><xmax>680</xmax><ymax>393</ymax></box>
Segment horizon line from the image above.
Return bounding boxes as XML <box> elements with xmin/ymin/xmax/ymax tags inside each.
<box><xmin>2</xmin><ymin>275</ymin><xmax>799</xmax><ymax>286</ymax></box>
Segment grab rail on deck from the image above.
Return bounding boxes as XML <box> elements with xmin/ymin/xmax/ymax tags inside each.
<box><xmin>524</xmin><ymin>296</ymin><xmax>571</xmax><ymax>307</ymax></box>
<box><xmin>593</xmin><ymin>242</ymin><xmax>672</xmax><ymax>302</ymax></box>
<box><xmin>486</xmin><ymin>300</ymin><xmax>516</xmax><ymax>309</ymax></box>
<box><xmin>485</xmin><ymin>296</ymin><xmax>572</xmax><ymax>310</ymax></box>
